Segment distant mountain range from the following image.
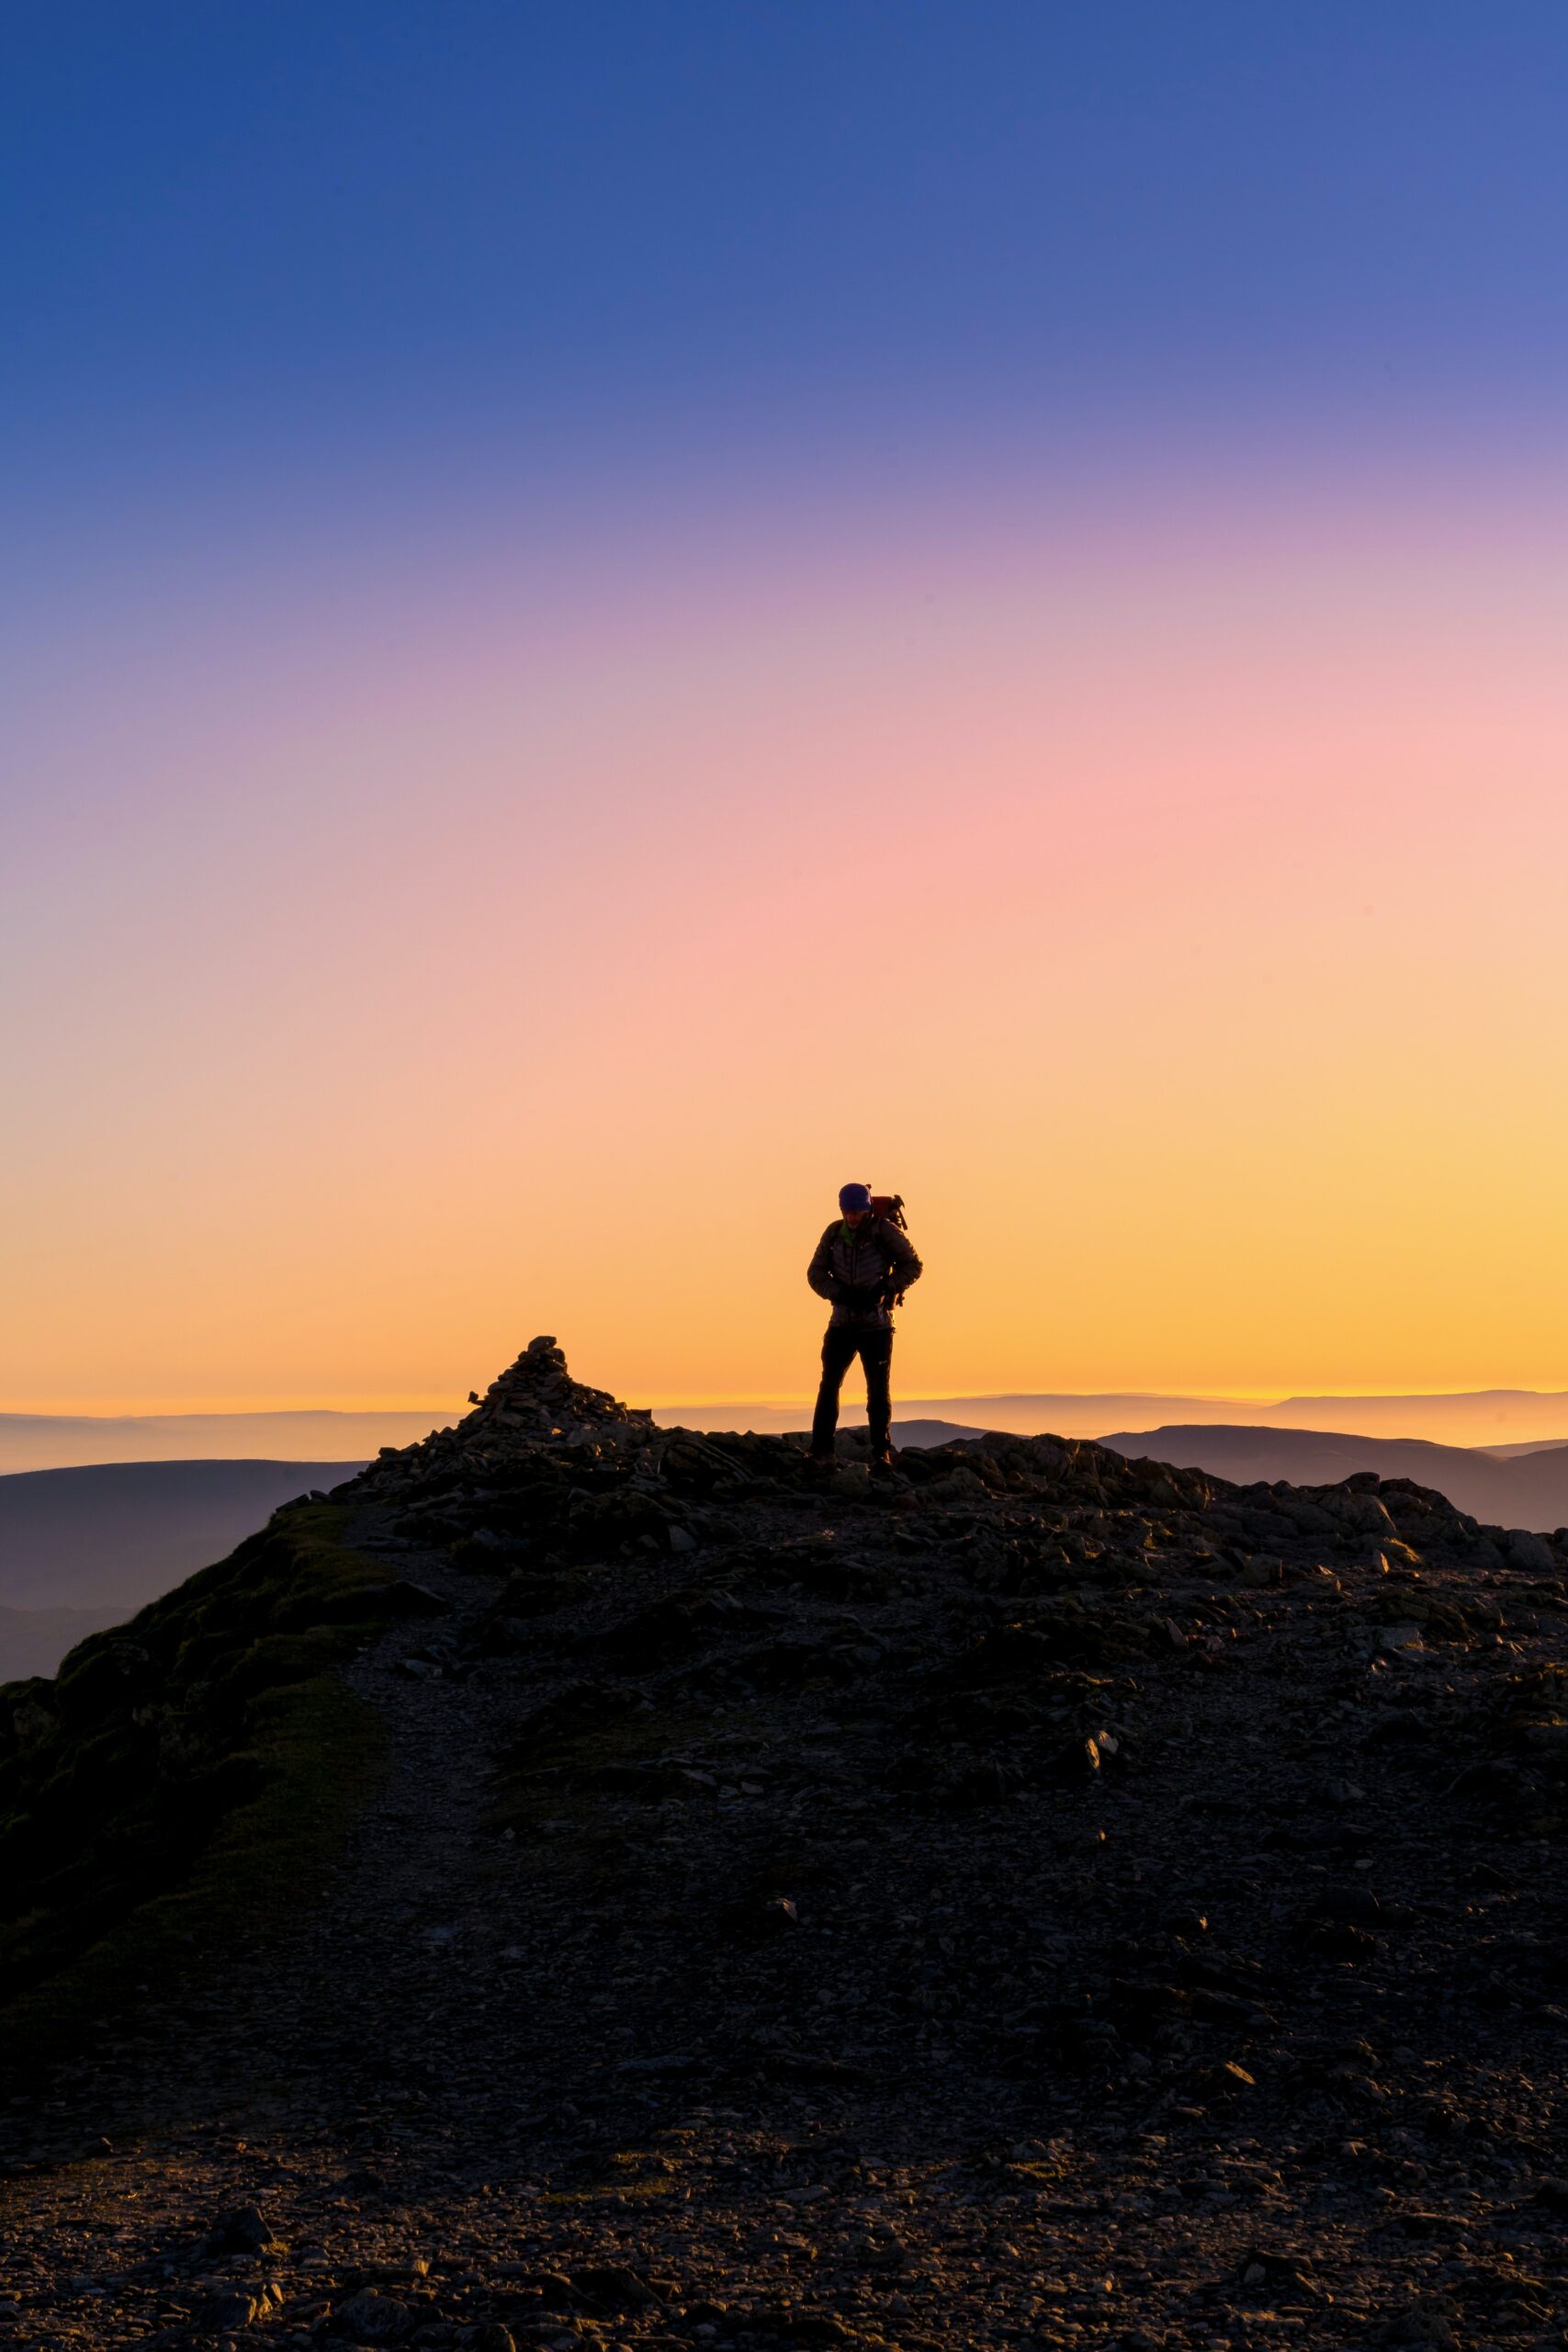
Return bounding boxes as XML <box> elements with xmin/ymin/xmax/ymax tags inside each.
<box><xmin>9</xmin><ymin>1388</ymin><xmax>1568</xmax><ymax>1472</ymax></box>
<box><xmin>1100</xmin><ymin>1424</ymin><xmax>1568</xmax><ymax>1533</ymax></box>
<box><xmin>673</xmin><ymin>1390</ymin><xmax>1568</xmax><ymax>1447</ymax></box>
<box><xmin>0</xmin><ymin>1410</ymin><xmax>447</xmax><ymax>1475</ymax></box>
<box><xmin>667</xmin><ymin>1390</ymin><xmax>1568</xmax><ymax>1447</ymax></box>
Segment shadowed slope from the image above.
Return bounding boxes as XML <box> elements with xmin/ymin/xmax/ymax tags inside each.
<box><xmin>0</xmin><ymin>1505</ymin><xmax>431</xmax><ymax>2047</ymax></box>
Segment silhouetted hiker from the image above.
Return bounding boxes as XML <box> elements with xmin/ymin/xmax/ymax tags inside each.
<box><xmin>807</xmin><ymin>1182</ymin><xmax>923</xmax><ymax>1469</ymax></box>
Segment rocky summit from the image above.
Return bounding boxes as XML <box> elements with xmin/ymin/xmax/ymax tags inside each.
<box><xmin>4</xmin><ymin>1340</ymin><xmax>1568</xmax><ymax>2352</ymax></box>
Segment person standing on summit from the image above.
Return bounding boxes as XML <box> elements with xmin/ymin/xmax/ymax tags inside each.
<box><xmin>807</xmin><ymin>1183</ymin><xmax>923</xmax><ymax>1468</ymax></box>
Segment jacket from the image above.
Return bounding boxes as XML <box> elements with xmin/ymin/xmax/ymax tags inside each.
<box><xmin>807</xmin><ymin>1216</ymin><xmax>924</xmax><ymax>1329</ymax></box>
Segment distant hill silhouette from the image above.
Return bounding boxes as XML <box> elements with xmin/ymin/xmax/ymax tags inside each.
<box><xmin>0</xmin><ymin>1458</ymin><xmax>368</xmax><ymax>1613</ymax></box>
<box><xmin>1101</xmin><ymin>1423</ymin><xmax>1568</xmax><ymax>1532</ymax></box>
<box><xmin>889</xmin><ymin>1418</ymin><xmax>988</xmax><ymax>1448</ymax></box>
<box><xmin>0</xmin><ymin>1457</ymin><xmax>370</xmax><ymax>1679</ymax></box>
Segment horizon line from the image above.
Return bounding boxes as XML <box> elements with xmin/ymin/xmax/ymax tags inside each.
<box><xmin>10</xmin><ymin>1380</ymin><xmax>1568</xmax><ymax>1420</ymax></box>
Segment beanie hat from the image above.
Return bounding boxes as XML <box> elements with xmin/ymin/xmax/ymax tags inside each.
<box><xmin>839</xmin><ymin>1182</ymin><xmax>873</xmax><ymax>1214</ymax></box>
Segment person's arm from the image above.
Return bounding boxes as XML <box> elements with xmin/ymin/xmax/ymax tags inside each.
<box><xmin>807</xmin><ymin>1225</ymin><xmax>842</xmax><ymax>1301</ymax></box>
<box><xmin>883</xmin><ymin>1224</ymin><xmax>923</xmax><ymax>1290</ymax></box>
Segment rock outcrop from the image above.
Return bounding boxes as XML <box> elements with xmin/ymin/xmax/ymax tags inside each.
<box><xmin>4</xmin><ymin>1339</ymin><xmax>1568</xmax><ymax>2352</ymax></box>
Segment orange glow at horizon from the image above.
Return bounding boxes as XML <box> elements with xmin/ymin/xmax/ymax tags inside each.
<box><xmin>7</xmin><ymin>462</ymin><xmax>1568</xmax><ymax>1417</ymax></box>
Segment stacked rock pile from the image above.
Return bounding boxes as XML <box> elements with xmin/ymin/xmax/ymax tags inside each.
<box><xmin>356</xmin><ymin>1336</ymin><xmax>659</xmax><ymax>1498</ymax></box>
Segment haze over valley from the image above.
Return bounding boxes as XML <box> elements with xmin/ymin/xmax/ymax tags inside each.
<box><xmin>11</xmin><ymin>1386</ymin><xmax>1568</xmax><ymax>1476</ymax></box>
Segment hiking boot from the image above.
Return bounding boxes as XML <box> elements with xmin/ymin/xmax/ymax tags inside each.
<box><xmin>807</xmin><ymin>1449</ymin><xmax>836</xmax><ymax>1470</ymax></box>
<box><xmin>869</xmin><ymin>1444</ymin><xmax>897</xmax><ymax>1476</ymax></box>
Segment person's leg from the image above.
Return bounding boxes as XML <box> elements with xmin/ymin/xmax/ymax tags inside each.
<box><xmin>810</xmin><ymin>1325</ymin><xmax>858</xmax><ymax>1459</ymax></box>
<box><xmin>860</xmin><ymin>1327</ymin><xmax>895</xmax><ymax>1458</ymax></box>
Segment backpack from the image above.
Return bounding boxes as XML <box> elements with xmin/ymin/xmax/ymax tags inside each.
<box><xmin>867</xmin><ymin>1193</ymin><xmax>911</xmax><ymax>1307</ymax></box>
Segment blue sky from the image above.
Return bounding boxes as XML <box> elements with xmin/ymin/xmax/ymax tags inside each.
<box><xmin>8</xmin><ymin>0</ymin><xmax>1568</xmax><ymax>512</ymax></box>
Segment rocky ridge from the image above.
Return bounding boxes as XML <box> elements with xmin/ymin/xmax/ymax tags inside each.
<box><xmin>3</xmin><ymin>1339</ymin><xmax>1567</xmax><ymax>2352</ymax></box>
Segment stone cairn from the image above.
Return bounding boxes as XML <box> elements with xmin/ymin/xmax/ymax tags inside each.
<box><xmin>355</xmin><ymin>1336</ymin><xmax>658</xmax><ymax>1498</ymax></box>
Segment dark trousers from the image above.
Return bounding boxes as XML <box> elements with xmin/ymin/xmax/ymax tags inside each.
<box><xmin>811</xmin><ymin>1322</ymin><xmax>895</xmax><ymax>1455</ymax></box>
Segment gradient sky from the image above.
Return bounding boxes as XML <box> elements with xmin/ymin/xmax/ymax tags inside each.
<box><xmin>6</xmin><ymin>4</ymin><xmax>1568</xmax><ymax>1412</ymax></box>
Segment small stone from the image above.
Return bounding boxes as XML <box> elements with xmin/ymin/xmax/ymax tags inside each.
<box><xmin>199</xmin><ymin>2290</ymin><xmax>259</xmax><ymax>2329</ymax></box>
<box><xmin>201</xmin><ymin>2205</ymin><xmax>286</xmax><ymax>2260</ymax></box>
<box><xmin>1058</xmin><ymin>1734</ymin><xmax>1102</xmax><ymax>1780</ymax></box>
<box><xmin>1382</xmin><ymin>2301</ymin><xmax>1458</xmax><ymax>2347</ymax></box>
<box><xmin>333</xmin><ymin>2287</ymin><xmax>416</xmax><ymax>2344</ymax></box>
<box><xmin>732</xmin><ymin>1893</ymin><xmax>799</xmax><ymax>1939</ymax></box>
<box><xmin>570</xmin><ymin>2266</ymin><xmax>663</xmax><ymax>2310</ymax></box>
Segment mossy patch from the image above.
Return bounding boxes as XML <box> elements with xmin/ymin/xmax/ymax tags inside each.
<box><xmin>0</xmin><ymin>1503</ymin><xmax>401</xmax><ymax>2062</ymax></box>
